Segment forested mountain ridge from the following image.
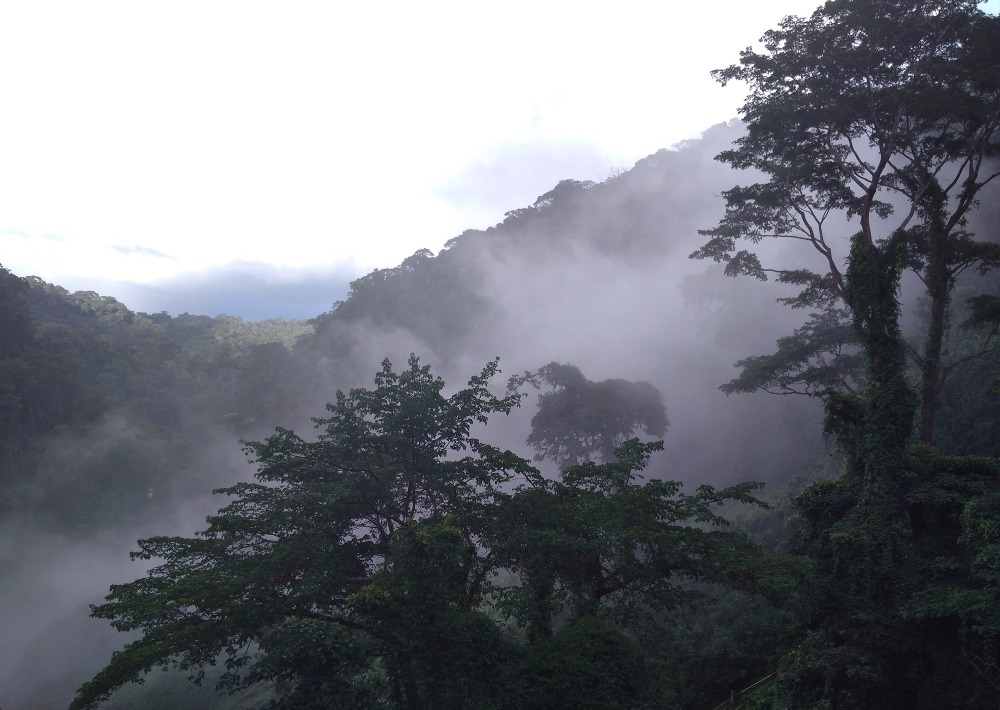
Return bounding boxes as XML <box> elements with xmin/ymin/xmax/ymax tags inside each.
<box><xmin>1</xmin><ymin>24</ymin><xmax>999</xmax><ymax>700</ymax></box>
<box><xmin>300</xmin><ymin>125</ymin><xmax>744</xmax><ymax>372</ymax></box>
<box><xmin>3</xmin><ymin>122</ymin><xmax>790</xmax><ymax>507</ymax></box>
<box><xmin>1</xmin><ymin>120</ymin><xmax>826</xmax><ymax>709</ymax></box>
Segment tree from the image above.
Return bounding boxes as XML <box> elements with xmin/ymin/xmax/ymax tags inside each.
<box><xmin>70</xmin><ymin>356</ymin><xmax>539</xmax><ymax>710</ymax></box>
<box><xmin>508</xmin><ymin>616</ymin><xmax>648</xmax><ymax>710</ymax></box>
<box><xmin>492</xmin><ymin>440</ymin><xmax>768</xmax><ymax>643</ymax></box>
<box><xmin>694</xmin><ymin>0</ymin><xmax>1000</xmax><ymax>444</ymax></box>
<box><xmin>510</xmin><ymin>362</ymin><xmax>667</xmax><ymax>468</ymax></box>
<box><xmin>695</xmin><ymin>1</ymin><xmax>1000</xmax><ymax>704</ymax></box>
<box><xmin>71</xmin><ymin>357</ymin><xmax>771</xmax><ymax>710</ymax></box>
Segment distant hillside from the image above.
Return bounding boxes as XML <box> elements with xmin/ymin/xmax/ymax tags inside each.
<box><xmin>6</xmin><ymin>118</ymin><xmax>1000</xmax><ymax>709</ymax></box>
<box><xmin>1</xmin><ymin>120</ymin><xmax>814</xmax><ymax>532</ymax></box>
<box><xmin>1</xmin><ymin>122</ymin><xmax>828</xmax><ymax>709</ymax></box>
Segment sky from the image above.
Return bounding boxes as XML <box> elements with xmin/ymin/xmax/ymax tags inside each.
<box><xmin>2</xmin><ymin>0</ymin><xmax>993</xmax><ymax>318</ymax></box>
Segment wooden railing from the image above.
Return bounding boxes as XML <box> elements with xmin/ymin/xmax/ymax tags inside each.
<box><xmin>712</xmin><ymin>672</ymin><xmax>777</xmax><ymax>710</ymax></box>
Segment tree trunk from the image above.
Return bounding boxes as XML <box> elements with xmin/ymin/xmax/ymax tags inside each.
<box><xmin>838</xmin><ymin>234</ymin><xmax>918</xmax><ymax>493</ymax></box>
<box><xmin>527</xmin><ymin>570</ymin><xmax>555</xmax><ymax>643</ymax></box>
<box><xmin>918</xmin><ymin>221</ymin><xmax>950</xmax><ymax>445</ymax></box>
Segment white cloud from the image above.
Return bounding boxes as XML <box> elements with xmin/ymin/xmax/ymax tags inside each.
<box><xmin>0</xmin><ymin>0</ymin><xmax>825</xmax><ymax>301</ymax></box>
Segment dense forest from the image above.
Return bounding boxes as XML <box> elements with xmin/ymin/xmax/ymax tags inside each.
<box><xmin>2</xmin><ymin>1</ymin><xmax>1000</xmax><ymax>708</ymax></box>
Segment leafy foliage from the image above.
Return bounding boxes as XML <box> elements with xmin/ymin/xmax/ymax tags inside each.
<box><xmin>70</xmin><ymin>356</ymin><xmax>534</xmax><ymax>709</ymax></box>
<box><xmin>721</xmin><ymin>307</ymin><xmax>859</xmax><ymax>395</ymax></box>
<box><xmin>71</xmin><ymin>357</ymin><xmax>773</xmax><ymax>709</ymax></box>
<box><xmin>694</xmin><ymin>1</ymin><xmax>1000</xmax><ymax>705</ymax></box>
<box><xmin>494</xmin><ymin>439</ymin><xmax>767</xmax><ymax>639</ymax></box>
<box><xmin>695</xmin><ymin>0</ymin><xmax>1000</xmax><ymax>444</ymax></box>
<box><xmin>511</xmin><ymin>362</ymin><xmax>667</xmax><ymax>468</ymax></box>
<box><xmin>509</xmin><ymin>616</ymin><xmax>648</xmax><ymax>710</ymax></box>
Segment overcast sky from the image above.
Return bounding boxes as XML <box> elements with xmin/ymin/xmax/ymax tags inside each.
<box><xmin>3</xmin><ymin>1</ymin><xmax>994</xmax><ymax>318</ymax></box>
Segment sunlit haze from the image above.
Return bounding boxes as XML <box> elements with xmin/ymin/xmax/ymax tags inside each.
<box><xmin>1</xmin><ymin>0</ymin><xmax>994</xmax><ymax>316</ymax></box>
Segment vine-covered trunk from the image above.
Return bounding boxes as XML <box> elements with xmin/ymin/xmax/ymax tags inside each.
<box><xmin>837</xmin><ymin>234</ymin><xmax>918</xmax><ymax>494</ymax></box>
<box><xmin>526</xmin><ymin>570</ymin><xmax>555</xmax><ymax>643</ymax></box>
<box><xmin>798</xmin><ymin>235</ymin><xmax>925</xmax><ymax>705</ymax></box>
<box><xmin>918</xmin><ymin>220</ymin><xmax>951</xmax><ymax>446</ymax></box>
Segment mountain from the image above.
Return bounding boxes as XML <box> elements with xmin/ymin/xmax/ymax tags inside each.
<box><xmin>1</xmin><ymin>122</ymin><xmax>830</xmax><ymax>708</ymax></box>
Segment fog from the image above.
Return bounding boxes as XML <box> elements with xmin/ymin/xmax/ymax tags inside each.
<box><xmin>0</xmin><ymin>412</ymin><xmax>257</xmax><ymax>709</ymax></box>
<box><xmin>1</xmin><ymin>121</ymin><xmax>845</xmax><ymax>708</ymax></box>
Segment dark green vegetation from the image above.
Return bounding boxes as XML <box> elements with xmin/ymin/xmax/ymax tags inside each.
<box><xmin>692</xmin><ymin>0</ymin><xmax>1000</xmax><ymax>706</ymax></box>
<box><xmin>69</xmin><ymin>357</ymin><xmax>770</xmax><ymax>709</ymax></box>
<box><xmin>0</xmin><ymin>270</ymin><xmax>315</xmax><ymax>530</ymax></box>
<box><xmin>2</xmin><ymin>1</ymin><xmax>1000</xmax><ymax>708</ymax></box>
<box><xmin>511</xmin><ymin>362</ymin><xmax>668</xmax><ymax>468</ymax></box>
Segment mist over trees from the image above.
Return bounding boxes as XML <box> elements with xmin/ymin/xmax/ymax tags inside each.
<box><xmin>510</xmin><ymin>362</ymin><xmax>668</xmax><ymax>468</ymax></box>
<box><xmin>691</xmin><ymin>0</ymin><xmax>1000</xmax><ymax>705</ymax></box>
<box><xmin>0</xmin><ymin>127</ymin><xmax>820</xmax><ymax>708</ymax></box>
<box><xmin>1</xmin><ymin>1</ymin><xmax>1000</xmax><ymax>707</ymax></box>
<box><xmin>68</xmin><ymin>357</ymin><xmax>769</xmax><ymax>710</ymax></box>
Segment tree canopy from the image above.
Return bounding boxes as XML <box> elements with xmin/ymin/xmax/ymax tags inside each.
<box><xmin>696</xmin><ymin>1</ymin><xmax>1000</xmax><ymax>705</ymax></box>
<box><xmin>71</xmin><ymin>356</ymin><xmax>767</xmax><ymax>710</ymax></box>
<box><xmin>10</xmin><ymin>4</ymin><xmax>1000</xmax><ymax>708</ymax></box>
<box><xmin>694</xmin><ymin>0</ymin><xmax>1000</xmax><ymax>443</ymax></box>
<box><xmin>510</xmin><ymin>362</ymin><xmax>668</xmax><ymax>469</ymax></box>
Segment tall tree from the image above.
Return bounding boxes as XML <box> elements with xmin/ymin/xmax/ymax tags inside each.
<box><xmin>510</xmin><ymin>362</ymin><xmax>667</xmax><ymax>469</ymax></box>
<box><xmin>71</xmin><ymin>357</ymin><xmax>771</xmax><ymax>710</ymax></box>
<box><xmin>695</xmin><ymin>1</ymin><xmax>1000</xmax><ymax>705</ymax></box>
<box><xmin>693</xmin><ymin>0</ymin><xmax>1000</xmax><ymax>444</ymax></box>
<box><xmin>70</xmin><ymin>356</ymin><xmax>539</xmax><ymax>710</ymax></box>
